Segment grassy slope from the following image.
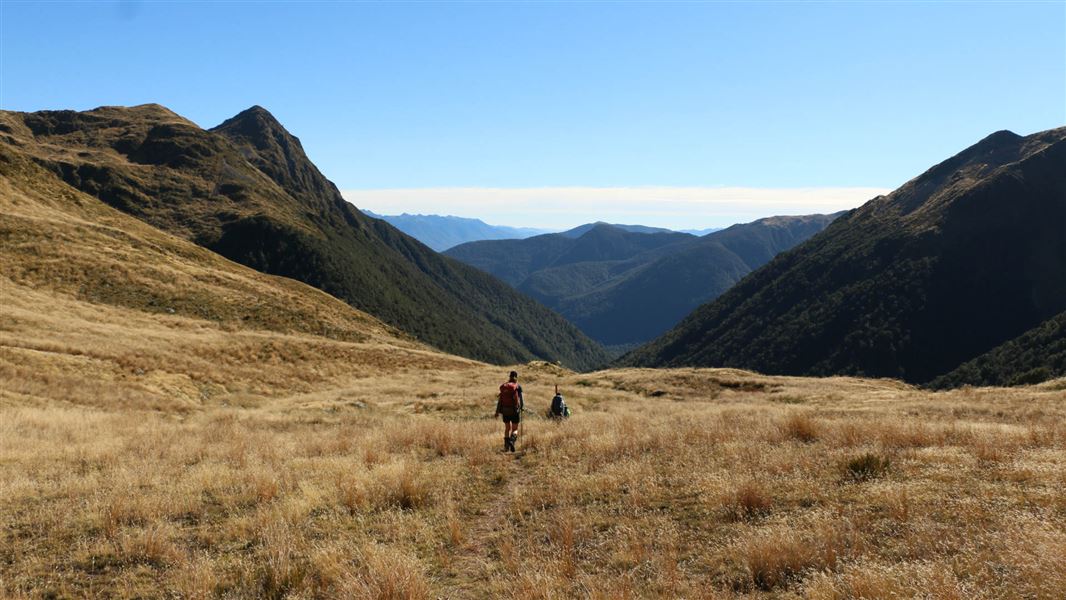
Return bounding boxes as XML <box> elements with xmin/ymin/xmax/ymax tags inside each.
<box><xmin>0</xmin><ymin>105</ymin><xmax>608</xmax><ymax>371</ymax></box>
<box><xmin>624</xmin><ymin>128</ymin><xmax>1066</xmax><ymax>384</ymax></box>
<box><xmin>0</xmin><ymin>138</ymin><xmax>474</xmax><ymax>411</ymax></box>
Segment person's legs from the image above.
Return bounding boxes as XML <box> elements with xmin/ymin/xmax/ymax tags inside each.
<box><xmin>502</xmin><ymin>417</ymin><xmax>519</xmax><ymax>451</ymax></box>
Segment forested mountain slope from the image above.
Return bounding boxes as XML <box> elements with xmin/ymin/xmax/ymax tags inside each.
<box><xmin>1</xmin><ymin>105</ymin><xmax>608</xmax><ymax>369</ymax></box>
<box><xmin>623</xmin><ymin>127</ymin><xmax>1066</xmax><ymax>384</ymax></box>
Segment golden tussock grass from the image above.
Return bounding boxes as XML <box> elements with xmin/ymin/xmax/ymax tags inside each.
<box><xmin>3</xmin><ymin>147</ymin><xmax>1066</xmax><ymax>597</ymax></box>
<box><xmin>3</xmin><ymin>357</ymin><xmax>1064</xmax><ymax>598</ymax></box>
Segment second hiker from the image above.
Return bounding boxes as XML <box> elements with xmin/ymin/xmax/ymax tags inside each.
<box><xmin>549</xmin><ymin>384</ymin><xmax>570</xmax><ymax>420</ymax></box>
<box><xmin>495</xmin><ymin>370</ymin><xmax>524</xmax><ymax>452</ymax></box>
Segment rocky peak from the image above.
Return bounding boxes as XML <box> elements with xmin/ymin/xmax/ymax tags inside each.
<box><xmin>210</xmin><ymin>106</ymin><xmax>337</xmax><ymax>208</ymax></box>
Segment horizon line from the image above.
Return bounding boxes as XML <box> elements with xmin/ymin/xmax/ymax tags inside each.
<box><xmin>340</xmin><ymin>185</ymin><xmax>893</xmax><ymax>230</ymax></box>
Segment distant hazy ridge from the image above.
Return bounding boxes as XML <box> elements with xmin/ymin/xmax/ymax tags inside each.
<box><xmin>362</xmin><ymin>211</ymin><xmax>549</xmax><ymax>252</ymax></box>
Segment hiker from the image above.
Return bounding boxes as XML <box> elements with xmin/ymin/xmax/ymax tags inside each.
<box><xmin>495</xmin><ymin>370</ymin><xmax>524</xmax><ymax>452</ymax></box>
<box><xmin>549</xmin><ymin>384</ymin><xmax>569</xmax><ymax>420</ymax></box>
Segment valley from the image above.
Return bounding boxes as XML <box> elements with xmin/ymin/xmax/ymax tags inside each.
<box><xmin>2</xmin><ymin>140</ymin><xmax>1064</xmax><ymax>596</ymax></box>
<box><xmin>4</xmin><ymin>3</ymin><xmax>1064</xmax><ymax>598</ymax></box>
<box><xmin>446</xmin><ymin>215</ymin><xmax>839</xmax><ymax>349</ymax></box>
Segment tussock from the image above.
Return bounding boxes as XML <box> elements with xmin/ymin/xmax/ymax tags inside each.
<box><xmin>5</xmin><ymin>366</ymin><xmax>1064</xmax><ymax>598</ymax></box>
<box><xmin>2</xmin><ymin>180</ymin><xmax>1065</xmax><ymax>596</ymax></box>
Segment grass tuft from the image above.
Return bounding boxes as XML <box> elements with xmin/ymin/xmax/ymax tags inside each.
<box><xmin>783</xmin><ymin>413</ymin><xmax>819</xmax><ymax>443</ymax></box>
<box><xmin>844</xmin><ymin>452</ymin><xmax>892</xmax><ymax>482</ymax></box>
<box><xmin>724</xmin><ymin>481</ymin><xmax>773</xmax><ymax>521</ymax></box>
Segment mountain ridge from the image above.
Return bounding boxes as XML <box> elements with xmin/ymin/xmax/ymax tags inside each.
<box><xmin>446</xmin><ymin>214</ymin><xmax>839</xmax><ymax>347</ymax></box>
<box><xmin>559</xmin><ymin>222</ymin><xmax>677</xmax><ymax>238</ymax></box>
<box><xmin>622</xmin><ymin>126</ymin><xmax>1066</xmax><ymax>383</ymax></box>
<box><xmin>361</xmin><ymin>211</ymin><xmax>549</xmax><ymax>251</ymax></box>
<box><xmin>2</xmin><ymin>104</ymin><xmax>610</xmax><ymax>370</ymax></box>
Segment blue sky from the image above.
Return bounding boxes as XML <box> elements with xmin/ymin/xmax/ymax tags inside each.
<box><xmin>2</xmin><ymin>1</ymin><xmax>1063</xmax><ymax>228</ymax></box>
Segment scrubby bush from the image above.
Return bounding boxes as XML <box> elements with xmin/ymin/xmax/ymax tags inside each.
<box><xmin>844</xmin><ymin>452</ymin><xmax>891</xmax><ymax>482</ymax></box>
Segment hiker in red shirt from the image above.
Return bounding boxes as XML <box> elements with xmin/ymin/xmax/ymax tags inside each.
<box><xmin>495</xmin><ymin>370</ymin><xmax>524</xmax><ymax>452</ymax></box>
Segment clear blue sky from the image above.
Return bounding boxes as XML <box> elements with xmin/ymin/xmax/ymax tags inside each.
<box><xmin>2</xmin><ymin>1</ymin><xmax>1064</xmax><ymax>228</ymax></box>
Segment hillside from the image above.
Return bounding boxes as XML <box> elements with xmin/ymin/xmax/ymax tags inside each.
<box><xmin>624</xmin><ymin>127</ymin><xmax>1066</xmax><ymax>384</ymax></box>
<box><xmin>361</xmin><ymin>211</ymin><xmax>547</xmax><ymax>251</ymax></box>
<box><xmin>930</xmin><ymin>311</ymin><xmax>1066</xmax><ymax>388</ymax></box>
<box><xmin>5</xmin><ymin>326</ymin><xmax>1065</xmax><ymax>598</ymax></box>
<box><xmin>0</xmin><ymin>138</ymin><xmax>475</xmax><ymax>410</ymax></box>
<box><xmin>0</xmin><ymin>104</ymin><xmax>608</xmax><ymax>370</ymax></box>
<box><xmin>447</xmin><ymin>215</ymin><xmax>838</xmax><ymax>348</ymax></box>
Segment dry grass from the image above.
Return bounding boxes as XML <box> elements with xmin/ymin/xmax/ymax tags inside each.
<box><xmin>3</xmin><ymin>270</ymin><xmax>1066</xmax><ymax>599</ymax></box>
<box><xmin>0</xmin><ymin>142</ymin><xmax>472</xmax><ymax>413</ymax></box>
<box><xmin>782</xmin><ymin>412</ymin><xmax>820</xmax><ymax>443</ymax></box>
<box><xmin>3</xmin><ymin>357</ymin><xmax>1064</xmax><ymax>598</ymax></box>
<box><xmin>842</xmin><ymin>452</ymin><xmax>891</xmax><ymax>482</ymax></box>
<box><xmin>3</xmin><ymin>133</ymin><xmax>1066</xmax><ymax>597</ymax></box>
<box><xmin>723</xmin><ymin>480</ymin><xmax>774</xmax><ymax>522</ymax></box>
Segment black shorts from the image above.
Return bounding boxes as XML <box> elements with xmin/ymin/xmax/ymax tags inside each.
<box><xmin>501</xmin><ymin>413</ymin><xmax>521</xmax><ymax>424</ymax></box>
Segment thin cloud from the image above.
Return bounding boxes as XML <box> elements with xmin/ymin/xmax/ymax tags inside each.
<box><xmin>340</xmin><ymin>186</ymin><xmax>891</xmax><ymax>230</ymax></box>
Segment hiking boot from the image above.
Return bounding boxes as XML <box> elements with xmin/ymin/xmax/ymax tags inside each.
<box><xmin>504</xmin><ymin>437</ymin><xmax>511</xmax><ymax>452</ymax></box>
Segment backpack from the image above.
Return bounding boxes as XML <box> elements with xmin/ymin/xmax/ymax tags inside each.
<box><xmin>498</xmin><ymin>382</ymin><xmax>520</xmax><ymax>415</ymax></box>
<box><xmin>551</xmin><ymin>394</ymin><xmax>569</xmax><ymax>418</ymax></box>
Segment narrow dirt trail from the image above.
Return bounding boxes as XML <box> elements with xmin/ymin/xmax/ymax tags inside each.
<box><xmin>437</xmin><ymin>445</ymin><xmax>537</xmax><ymax>598</ymax></box>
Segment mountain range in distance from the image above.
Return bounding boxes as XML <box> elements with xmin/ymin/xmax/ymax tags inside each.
<box><xmin>623</xmin><ymin>126</ymin><xmax>1066</xmax><ymax>386</ymax></box>
<box><xmin>557</xmin><ymin>222</ymin><xmax>678</xmax><ymax>238</ymax></box>
<box><xmin>5</xmin><ymin>101</ymin><xmax>1061</xmax><ymax>387</ymax></box>
<box><xmin>445</xmin><ymin>214</ymin><xmax>839</xmax><ymax>352</ymax></box>
<box><xmin>1</xmin><ymin>104</ymin><xmax>608</xmax><ymax>370</ymax></box>
<box><xmin>362</xmin><ymin>211</ymin><xmax>725</xmax><ymax>252</ymax></box>
<box><xmin>361</xmin><ymin>211</ymin><xmax>550</xmax><ymax>252</ymax></box>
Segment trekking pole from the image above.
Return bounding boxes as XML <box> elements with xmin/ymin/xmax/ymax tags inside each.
<box><xmin>519</xmin><ymin>386</ymin><xmax>526</xmax><ymax>443</ymax></box>
<box><xmin>518</xmin><ymin>407</ymin><xmax>524</xmax><ymax>442</ymax></box>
